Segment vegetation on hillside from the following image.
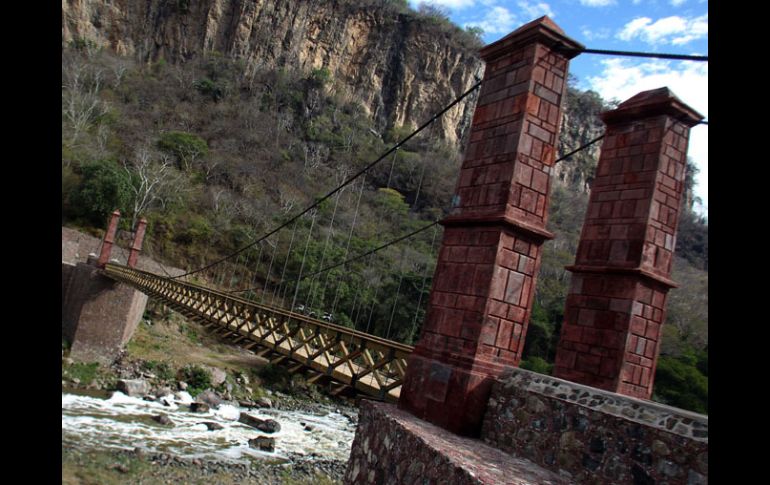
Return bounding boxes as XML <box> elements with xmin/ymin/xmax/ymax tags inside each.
<box><xmin>61</xmin><ymin>29</ymin><xmax>707</xmax><ymax>413</ymax></box>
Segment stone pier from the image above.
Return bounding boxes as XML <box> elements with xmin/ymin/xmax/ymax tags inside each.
<box><xmin>398</xmin><ymin>15</ymin><xmax>583</xmax><ymax>438</ymax></box>
<box><xmin>552</xmin><ymin>88</ymin><xmax>703</xmax><ymax>398</ymax></box>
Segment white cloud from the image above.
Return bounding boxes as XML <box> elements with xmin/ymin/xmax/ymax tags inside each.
<box><xmin>409</xmin><ymin>0</ymin><xmax>478</xmax><ymax>10</ymax></box>
<box><xmin>464</xmin><ymin>6</ymin><xmax>519</xmax><ymax>35</ymax></box>
<box><xmin>632</xmin><ymin>0</ymin><xmax>643</xmax><ymax>4</ymax></box>
<box><xmin>670</xmin><ymin>0</ymin><xmax>687</xmax><ymax>5</ymax></box>
<box><xmin>579</xmin><ymin>0</ymin><xmax>616</xmax><ymax>6</ymax></box>
<box><xmin>587</xmin><ymin>59</ymin><xmax>708</xmax><ymax>216</ymax></box>
<box><xmin>517</xmin><ymin>1</ymin><xmax>555</xmax><ymax>19</ymax></box>
<box><xmin>617</xmin><ymin>14</ymin><xmax>708</xmax><ymax>46</ymax></box>
<box><xmin>581</xmin><ymin>26</ymin><xmax>610</xmax><ymax>41</ymax></box>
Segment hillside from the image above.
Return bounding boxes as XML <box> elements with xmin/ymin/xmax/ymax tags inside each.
<box><xmin>61</xmin><ymin>0</ymin><xmax>707</xmax><ymax>413</ymax></box>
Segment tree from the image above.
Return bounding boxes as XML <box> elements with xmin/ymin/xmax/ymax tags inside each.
<box><xmin>62</xmin><ymin>61</ymin><xmax>109</xmax><ymax>146</ymax></box>
<box><xmin>124</xmin><ymin>148</ymin><xmax>178</xmax><ymax>228</ymax></box>
<box><xmin>157</xmin><ymin>131</ymin><xmax>209</xmax><ymax>171</ymax></box>
<box><xmin>417</xmin><ymin>3</ymin><xmax>450</xmax><ymax>23</ymax></box>
<box><xmin>69</xmin><ymin>160</ymin><xmax>133</xmax><ymax>226</ymax></box>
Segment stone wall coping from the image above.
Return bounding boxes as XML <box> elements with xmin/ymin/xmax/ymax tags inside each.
<box><xmin>441</xmin><ymin>213</ymin><xmax>555</xmax><ymax>242</ymax></box>
<box><xmin>565</xmin><ymin>264</ymin><xmax>679</xmax><ymax>289</ymax></box>
<box><xmin>600</xmin><ymin>87</ymin><xmax>703</xmax><ymax>127</ymax></box>
<box><xmin>480</xmin><ymin>16</ymin><xmax>584</xmax><ymax>62</ymax></box>
<box><xmin>495</xmin><ymin>367</ymin><xmax>708</xmax><ymax>442</ymax></box>
<box><xmin>352</xmin><ymin>400</ymin><xmax>570</xmax><ymax>484</ymax></box>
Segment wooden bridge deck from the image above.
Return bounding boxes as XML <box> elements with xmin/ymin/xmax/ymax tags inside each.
<box><xmin>104</xmin><ymin>263</ymin><xmax>413</xmax><ymax>402</ymax></box>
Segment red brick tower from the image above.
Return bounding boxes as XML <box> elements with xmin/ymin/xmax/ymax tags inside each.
<box><xmin>553</xmin><ymin>88</ymin><xmax>703</xmax><ymax>398</ymax></box>
<box><xmin>398</xmin><ymin>17</ymin><xmax>583</xmax><ymax>436</ymax></box>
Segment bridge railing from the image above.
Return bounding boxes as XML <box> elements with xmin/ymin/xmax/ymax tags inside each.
<box><xmin>104</xmin><ymin>263</ymin><xmax>414</xmax><ymax>402</ymax></box>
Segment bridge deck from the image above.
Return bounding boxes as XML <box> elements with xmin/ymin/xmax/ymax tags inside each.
<box><xmin>104</xmin><ymin>264</ymin><xmax>413</xmax><ymax>402</ymax></box>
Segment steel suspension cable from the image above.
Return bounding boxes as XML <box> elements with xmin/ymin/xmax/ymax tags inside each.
<box><xmin>579</xmin><ymin>48</ymin><xmax>707</xmax><ymax>62</ymax></box>
<box><xmin>169</xmin><ymin>80</ymin><xmax>483</xmax><ymax>280</ymax></box>
<box><xmin>207</xmin><ymin>133</ymin><xmax>608</xmax><ymax>299</ymax></box>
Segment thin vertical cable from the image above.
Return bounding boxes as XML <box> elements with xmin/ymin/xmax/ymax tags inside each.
<box><xmin>307</xmin><ymin>189</ymin><xmax>342</xmax><ymax>311</ymax></box>
<box><xmin>385</xmin><ymin>246</ymin><xmax>407</xmax><ymax>340</ymax></box>
<box><xmin>261</xmin><ymin>235</ymin><xmax>280</xmax><ymax>305</ymax></box>
<box><xmin>289</xmin><ymin>210</ymin><xmax>317</xmax><ymax>311</ymax></box>
<box><xmin>271</xmin><ymin>219</ymin><xmax>299</xmax><ymax>307</ymax></box>
<box><xmin>330</xmin><ymin>175</ymin><xmax>366</xmax><ymax>314</ymax></box>
<box><xmin>409</xmin><ymin>224</ymin><xmax>439</xmax><ymax>343</ymax></box>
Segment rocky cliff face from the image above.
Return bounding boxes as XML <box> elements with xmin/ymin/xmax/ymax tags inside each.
<box><xmin>62</xmin><ymin>0</ymin><xmax>484</xmax><ymax>146</ymax></box>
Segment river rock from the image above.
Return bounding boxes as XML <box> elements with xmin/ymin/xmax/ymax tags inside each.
<box><xmin>196</xmin><ymin>390</ymin><xmax>223</xmax><ymax>408</ymax></box>
<box><xmin>153</xmin><ymin>414</ymin><xmax>173</xmax><ymax>425</ymax></box>
<box><xmin>201</xmin><ymin>421</ymin><xmax>224</xmax><ymax>431</ymax></box>
<box><xmin>190</xmin><ymin>402</ymin><xmax>210</xmax><ymax>413</ymax></box>
<box><xmin>117</xmin><ymin>379</ymin><xmax>150</xmax><ymax>397</ymax></box>
<box><xmin>154</xmin><ymin>385</ymin><xmax>173</xmax><ymax>396</ymax></box>
<box><xmin>178</xmin><ymin>381</ymin><xmax>188</xmax><ymax>391</ymax></box>
<box><xmin>248</xmin><ymin>436</ymin><xmax>275</xmax><ymax>452</ymax></box>
<box><xmin>238</xmin><ymin>413</ymin><xmax>281</xmax><ymax>433</ymax></box>
<box><xmin>256</xmin><ymin>397</ymin><xmax>273</xmax><ymax>408</ymax></box>
<box><xmin>205</xmin><ymin>367</ymin><xmax>227</xmax><ymax>387</ymax></box>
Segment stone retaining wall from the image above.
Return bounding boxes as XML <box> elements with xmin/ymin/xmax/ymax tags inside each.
<box><xmin>480</xmin><ymin>367</ymin><xmax>708</xmax><ymax>484</ymax></box>
<box><xmin>62</xmin><ymin>261</ymin><xmax>148</xmax><ymax>364</ymax></box>
<box><xmin>62</xmin><ymin>262</ymin><xmax>75</xmax><ymax>320</ymax></box>
<box><xmin>344</xmin><ymin>400</ymin><xmax>568</xmax><ymax>485</ymax></box>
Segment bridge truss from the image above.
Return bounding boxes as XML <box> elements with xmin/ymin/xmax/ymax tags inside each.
<box><xmin>105</xmin><ymin>263</ymin><xmax>413</xmax><ymax>403</ymax></box>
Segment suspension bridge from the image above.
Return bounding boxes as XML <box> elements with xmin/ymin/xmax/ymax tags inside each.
<box><xmin>87</xmin><ymin>25</ymin><xmax>707</xmax><ymax>406</ymax></box>
<box><xmin>64</xmin><ymin>17</ymin><xmax>709</xmax><ymax>484</ymax></box>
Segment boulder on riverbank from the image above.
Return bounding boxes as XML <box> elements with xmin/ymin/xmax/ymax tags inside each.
<box><xmin>117</xmin><ymin>379</ymin><xmax>150</xmax><ymax>397</ymax></box>
<box><xmin>239</xmin><ymin>413</ymin><xmax>281</xmax><ymax>433</ymax></box>
<box><xmin>248</xmin><ymin>436</ymin><xmax>275</xmax><ymax>452</ymax></box>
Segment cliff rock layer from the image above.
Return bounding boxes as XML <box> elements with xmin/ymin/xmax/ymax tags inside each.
<box><xmin>62</xmin><ymin>0</ymin><xmax>484</xmax><ymax>146</ymax></box>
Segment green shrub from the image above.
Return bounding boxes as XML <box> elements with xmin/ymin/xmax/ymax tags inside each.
<box><xmin>157</xmin><ymin>131</ymin><xmax>208</xmax><ymax>170</ymax></box>
<box><xmin>68</xmin><ymin>159</ymin><xmax>132</xmax><ymax>226</ymax></box>
<box><xmin>63</xmin><ymin>362</ymin><xmax>100</xmax><ymax>385</ymax></box>
<box><xmin>179</xmin><ymin>364</ymin><xmax>212</xmax><ymax>395</ymax></box>
<box><xmin>384</xmin><ymin>123</ymin><xmax>416</xmax><ymax>144</ymax></box>
<box><xmin>308</xmin><ymin>67</ymin><xmax>332</xmax><ymax>88</ymax></box>
<box><xmin>173</xmin><ymin>215</ymin><xmax>213</xmax><ymax>245</ymax></box>
<box><xmin>257</xmin><ymin>363</ymin><xmax>291</xmax><ymax>389</ymax></box>
<box><xmin>520</xmin><ymin>356</ymin><xmax>553</xmax><ymax>375</ymax></box>
<box><xmin>193</xmin><ymin>77</ymin><xmax>226</xmax><ymax>101</ymax></box>
<box><xmin>142</xmin><ymin>360</ymin><xmax>175</xmax><ymax>381</ymax></box>
<box><xmin>653</xmin><ymin>354</ymin><xmax>708</xmax><ymax>414</ymax></box>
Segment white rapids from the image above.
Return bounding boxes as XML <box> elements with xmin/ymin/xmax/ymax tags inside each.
<box><xmin>61</xmin><ymin>391</ymin><xmax>357</xmax><ymax>463</ymax></box>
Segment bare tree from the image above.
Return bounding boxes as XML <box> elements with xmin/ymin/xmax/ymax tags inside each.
<box><xmin>62</xmin><ymin>63</ymin><xmax>108</xmax><ymax>146</ymax></box>
<box><xmin>123</xmin><ymin>148</ymin><xmax>176</xmax><ymax>228</ymax></box>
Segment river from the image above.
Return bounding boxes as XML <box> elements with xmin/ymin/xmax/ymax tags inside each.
<box><xmin>61</xmin><ymin>389</ymin><xmax>357</xmax><ymax>465</ymax></box>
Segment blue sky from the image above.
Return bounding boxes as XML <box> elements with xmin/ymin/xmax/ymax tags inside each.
<box><xmin>409</xmin><ymin>0</ymin><xmax>708</xmax><ymax>218</ymax></box>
